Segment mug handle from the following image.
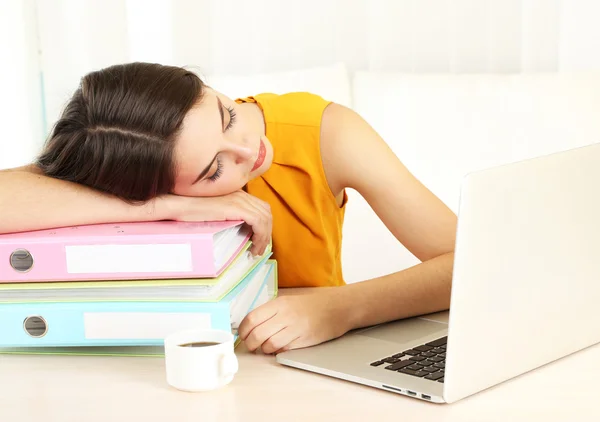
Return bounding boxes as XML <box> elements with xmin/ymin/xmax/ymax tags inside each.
<box><xmin>219</xmin><ymin>353</ymin><xmax>239</xmax><ymax>378</ymax></box>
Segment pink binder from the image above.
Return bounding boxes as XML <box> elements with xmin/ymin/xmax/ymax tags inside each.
<box><xmin>0</xmin><ymin>221</ymin><xmax>251</xmax><ymax>283</ymax></box>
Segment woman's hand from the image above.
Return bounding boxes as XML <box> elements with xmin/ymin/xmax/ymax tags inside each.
<box><xmin>238</xmin><ymin>288</ymin><xmax>353</xmax><ymax>354</ymax></box>
<box><xmin>161</xmin><ymin>190</ymin><xmax>272</xmax><ymax>256</ymax></box>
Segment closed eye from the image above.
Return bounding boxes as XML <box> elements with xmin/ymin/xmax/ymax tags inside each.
<box><xmin>225</xmin><ymin>106</ymin><xmax>237</xmax><ymax>131</ymax></box>
<box><xmin>208</xmin><ymin>155</ymin><xmax>223</xmax><ymax>182</ymax></box>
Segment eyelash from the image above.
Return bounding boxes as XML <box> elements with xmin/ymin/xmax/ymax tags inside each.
<box><xmin>208</xmin><ymin>105</ymin><xmax>235</xmax><ymax>183</ymax></box>
<box><xmin>225</xmin><ymin>106</ymin><xmax>237</xmax><ymax>131</ymax></box>
<box><xmin>208</xmin><ymin>156</ymin><xmax>223</xmax><ymax>182</ymax></box>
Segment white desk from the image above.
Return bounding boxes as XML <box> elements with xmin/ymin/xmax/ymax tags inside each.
<box><xmin>0</xmin><ymin>306</ymin><xmax>597</xmax><ymax>421</ymax></box>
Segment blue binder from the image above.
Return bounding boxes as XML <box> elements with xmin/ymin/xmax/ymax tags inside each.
<box><xmin>0</xmin><ymin>260</ymin><xmax>277</xmax><ymax>348</ymax></box>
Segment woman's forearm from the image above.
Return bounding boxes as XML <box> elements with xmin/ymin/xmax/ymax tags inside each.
<box><xmin>0</xmin><ymin>166</ymin><xmax>170</xmax><ymax>234</ymax></box>
<box><xmin>339</xmin><ymin>252</ymin><xmax>454</xmax><ymax>331</ymax></box>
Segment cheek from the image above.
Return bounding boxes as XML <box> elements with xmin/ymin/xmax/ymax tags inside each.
<box><xmin>218</xmin><ymin>171</ymin><xmax>248</xmax><ymax>194</ymax></box>
<box><xmin>197</xmin><ymin>173</ymin><xmax>246</xmax><ymax>197</ymax></box>
<box><xmin>172</xmin><ymin>168</ymin><xmax>247</xmax><ymax>198</ymax></box>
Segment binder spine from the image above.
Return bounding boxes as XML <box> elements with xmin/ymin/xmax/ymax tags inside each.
<box><xmin>0</xmin><ymin>236</ymin><xmax>219</xmax><ymax>282</ymax></box>
<box><xmin>0</xmin><ymin>301</ymin><xmax>232</xmax><ymax>347</ymax></box>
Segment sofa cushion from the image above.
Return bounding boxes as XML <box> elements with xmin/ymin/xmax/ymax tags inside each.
<box><xmin>203</xmin><ymin>62</ymin><xmax>352</xmax><ymax>108</ymax></box>
<box><xmin>342</xmin><ymin>71</ymin><xmax>600</xmax><ymax>282</ymax></box>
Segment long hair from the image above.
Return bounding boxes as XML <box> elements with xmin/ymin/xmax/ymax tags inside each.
<box><xmin>36</xmin><ymin>62</ymin><xmax>205</xmax><ymax>202</ymax></box>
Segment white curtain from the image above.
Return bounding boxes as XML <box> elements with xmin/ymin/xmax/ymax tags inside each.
<box><xmin>0</xmin><ymin>0</ymin><xmax>44</xmax><ymax>170</ymax></box>
<box><xmin>2</xmin><ymin>0</ymin><xmax>600</xmax><ymax>169</ymax></box>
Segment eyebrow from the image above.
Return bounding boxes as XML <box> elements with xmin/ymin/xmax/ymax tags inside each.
<box><xmin>192</xmin><ymin>154</ymin><xmax>217</xmax><ymax>184</ymax></box>
<box><xmin>217</xmin><ymin>97</ymin><xmax>225</xmax><ymax>129</ymax></box>
<box><xmin>191</xmin><ymin>98</ymin><xmax>224</xmax><ymax>184</ymax></box>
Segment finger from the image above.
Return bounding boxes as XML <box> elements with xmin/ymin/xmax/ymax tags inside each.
<box><xmin>249</xmin><ymin>227</ymin><xmax>267</xmax><ymax>254</ymax></box>
<box><xmin>245</xmin><ymin>202</ymin><xmax>271</xmax><ymax>240</ymax></box>
<box><xmin>255</xmin><ymin>198</ymin><xmax>271</xmax><ymax>213</ymax></box>
<box><xmin>252</xmin><ymin>228</ymin><xmax>270</xmax><ymax>256</ymax></box>
<box><xmin>241</xmin><ymin>192</ymin><xmax>269</xmax><ymax>217</ymax></box>
<box><xmin>252</xmin><ymin>223</ymin><xmax>271</xmax><ymax>256</ymax></box>
<box><xmin>230</xmin><ymin>192</ymin><xmax>269</xmax><ymax>224</ymax></box>
<box><xmin>244</xmin><ymin>316</ymin><xmax>288</xmax><ymax>353</ymax></box>
<box><xmin>229</xmin><ymin>194</ymin><xmax>271</xmax><ymax>256</ymax></box>
<box><xmin>251</xmin><ymin>207</ymin><xmax>271</xmax><ymax>256</ymax></box>
<box><xmin>274</xmin><ymin>336</ymin><xmax>305</xmax><ymax>355</ymax></box>
<box><xmin>239</xmin><ymin>199</ymin><xmax>269</xmax><ymax>237</ymax></box>
<box><xmin>238</xmin><ymin>301</ymin><xmax>278</xmax><ymax>342</ymax></box>
<box><xmin>243</xmin><ymin>191</ymin><xmax>271</xmax><ymax>213</ymax></box>
<box><xmin>249</xmin><ymin>231</ymin><xmax>268</xmax><ymax>256</ymax></box>
<box><xmin>262</xmin><ymin>329</ymin><xmax>301</xmax><ymax>355</ymax></box>
<box><xmin>234</xmin><ymin>208</ymin><xmax>268</xmax><ymax>256</ymax></box>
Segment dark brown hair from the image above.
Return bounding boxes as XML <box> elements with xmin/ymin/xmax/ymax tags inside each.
<box><xmin>36</xmin><ymin>62</ymin><xmax>205</xmax><ymax>202</ymax></box>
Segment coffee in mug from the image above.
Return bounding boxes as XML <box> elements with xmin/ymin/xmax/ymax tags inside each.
<box><xmin>164</xmin><ymin>329</ymin><xmax>238</xmax><ymax>392</ymax></box>
<box><xmin>178</xmin><ymin>341</ymin><xmax>220</xmax><ymax>348</ymax></box>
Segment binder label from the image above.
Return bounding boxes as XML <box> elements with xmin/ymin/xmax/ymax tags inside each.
<box><xmin>83</xmin><ymin>312</ymin><xmax>211</xmax><ymax>339</ymax></box>
<box><xmin>65</xmin><ymin>243</ymin><xmax>193</xmax><ymax>273</ymax></box>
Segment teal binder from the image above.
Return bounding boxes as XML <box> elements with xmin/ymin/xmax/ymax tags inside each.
<box><xmin>0</xmin><ymin>259</ymin><xmax>277</xmax><ymax>352</ymax></box>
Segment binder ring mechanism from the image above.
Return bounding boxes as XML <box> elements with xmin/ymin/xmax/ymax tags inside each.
<box><xmin>23</xmin><ymin>316</ymin><xmax>48</xmax><ymax>338</ymax></box>
<box><xmin>10</xmin><ymin>249</ymin><xmax>34</xmax><ymax>273</ymax></box>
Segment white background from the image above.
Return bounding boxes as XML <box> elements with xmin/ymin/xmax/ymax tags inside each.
<box><xmin>2</xmin><ymin>0</ymin><xmax>600</xmax><ymax>282</ymax></box>
<box><xmin>2</xmin><ymin>0</ymin><xmax>600</xmax><ymax>169</ymax></box>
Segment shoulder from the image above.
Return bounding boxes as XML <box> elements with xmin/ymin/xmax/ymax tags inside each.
<box><xmin>319</xmin><ymin>102</ymin><xmax>375</xmax><ymax>194</ymax></box>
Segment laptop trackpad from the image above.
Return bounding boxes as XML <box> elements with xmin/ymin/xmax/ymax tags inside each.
<box><xmin>356</xmin><ymin>318</ymin><xmax>447</xmax><ymax>345</ymax></box>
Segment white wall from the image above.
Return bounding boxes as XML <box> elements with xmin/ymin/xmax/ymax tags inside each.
<box><xmin>34</xmin><ymin>0</ymin><xmax>130</xmax><ymax>142</ymax></box>
<box><xmin>0</xmin><ymin>0</ymin><xmax>44</xmax><ymax>170</ymax></box>
<box><xmin>559</xmin><ymin>0</ymin><xmax>600</xmax><ymax>71</ymax></box>
<box><xmin>3</xmin><ymin>0</ymin><xmax>600</xmax><ymax>171</ymax></box>
<box><xmin>4</xmin><ymin>1</ymin><xmax>599</xmax><ymax>158</ymax></box>
<box><xmin>3</xmin><ymin>0</ymin><xmax>600</xmax><ymax>282</ymax></box>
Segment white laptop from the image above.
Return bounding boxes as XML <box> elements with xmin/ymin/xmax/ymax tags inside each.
<box><xmin>276</xmin><ymin>142</ymin><xmax>600</xmax><ymax>403</ymax></box>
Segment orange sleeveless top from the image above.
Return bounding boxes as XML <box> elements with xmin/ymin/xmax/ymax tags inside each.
<box><xmin>236</xmin><ymin>92</ymin><xmax>348</xmax><ymax>288</ymax></box>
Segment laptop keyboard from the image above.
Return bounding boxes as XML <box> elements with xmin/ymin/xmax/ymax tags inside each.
<box><xmin>369</xmin><ymin>336</ymin><xmax>447</xmax><ymax>383</ymax></box>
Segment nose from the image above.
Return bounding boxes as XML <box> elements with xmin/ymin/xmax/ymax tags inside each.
<box><xmin>226</xmin><ymin>142</ymin><xmax>254</xmax><ymax>164</ymax></box>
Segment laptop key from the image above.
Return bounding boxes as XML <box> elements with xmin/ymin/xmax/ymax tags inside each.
<box><xmin>427</xmin><ymin>356</ymin><xmax>444</xmax><ymax>363</ymax></box>
<box><xmin>407</xmin><ymin>364</ymin><xmax>423</xmax><ymax>371</ymax></box>
<box><xmin>438</xmin><ymin>378</ymin><xmax>444</xmax><ymax>383</ymax></box>
<box><xmin>420</xmin><ymin>351</ymin><xmax>436</xmax><ymax>358</ymax></box>
<box><xmin>392</xmin><ymin>353</ymin><xmax>405</xmax><ymax>358</ymax></box>
<box><xmin>425</xmin><ymin>371</ymin><xmax>445</xmax><ymax>381</ymax></box>
<box><xmin>399</xmin><ymin>368</ymin><xmax>429</xmax><ymax>377</ymax></box>
<box><xmin>370</xmin><ymin>361</ymin><xmax>385</xmax><ymax>367</ymax></box>
<box><xmin>425</xmin><ymin>336</ymin><xmax>447</xmax><ymax>347</ymax></box>
<box><xmin>409</xmin><ymin>356</ymin><xmax>426</xmax><ymax>362</ymax></box>
<box><xmin>402</xmin><ymin>349</ymin><xmax>420</xmax><ymax>356</ymax></box>
<box><xmin>385</xmin><ymin>360</ymin><xmax>413</xmax><ymax>371</ymax></box>
<box><xmin>421</xmin><ymin>366</ymin><xmax>438</xmax><ymax>373</ymax></box>
<box><xmin>433</xmin><ymin>362</ymin><xmax>445</xmax><ymax>369</ymax></box>
<box><xmin>432</xmin><ymin>348</ymin><xmax>445</xmax><ymax>354</ymax></box>
<box><xmin>383</xmin><ymin>357</ymin><xmax>401</xmax><ymax>364</ymax></box>
<box><xmin>413</xmin><ymin>345</ymin><xmax>433</xmax><ymax>352</ymax></box>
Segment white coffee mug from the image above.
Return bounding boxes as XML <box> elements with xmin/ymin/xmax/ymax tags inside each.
<box><xmin>164</xmin><ymin>329</ymin><xmax>239</xmax><ymax>392</ymax></box>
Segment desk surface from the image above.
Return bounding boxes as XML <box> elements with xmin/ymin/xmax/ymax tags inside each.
<box><xmin>0</xmin><ymin>303</ymin><xmax>597</xmax><ymax>421</ymax></box>
<box><xmin>1</xmin><ymin>338</ymin><xmax>597</xmax><ymax>422</ymax></box>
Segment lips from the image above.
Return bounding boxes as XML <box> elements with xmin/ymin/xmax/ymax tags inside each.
<box><xmin>251</xmin><ymin>139</ymin><xmax>266</xmax><ymax>172</ymax></box>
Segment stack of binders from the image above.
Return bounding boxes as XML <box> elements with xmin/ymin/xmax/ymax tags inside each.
<box><xmin>0</xmin><ymin>220</ymin><xmax>276</xmax><ymax>354</ymax></box>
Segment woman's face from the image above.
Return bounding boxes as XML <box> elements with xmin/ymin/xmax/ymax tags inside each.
<box><xmin>172</xmin><ymin>88</ymin><xmax>273</xmax><ymax>197</ymax></box>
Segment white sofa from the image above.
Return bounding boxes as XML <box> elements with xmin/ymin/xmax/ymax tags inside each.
<box><xmin>210</xmin><ymin>63</ymin><xmax>600</xmax><ymax>283</ymax></box>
